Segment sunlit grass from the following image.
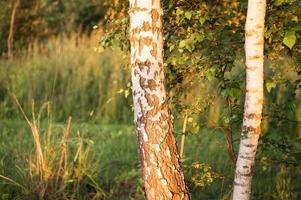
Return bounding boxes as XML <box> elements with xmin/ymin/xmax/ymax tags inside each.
<box><xmin>1</xmin><ymin>115</ymin><xmax>300</xmax><ymax>199</ymax></box>
<box><xmin>0</xmin><ymin>32</ymin><xmax>131</xmax><ymax>123</ymax></box>
<box><xmin>0</xmin><ymin>97</ymin><xmax>105</xmax><ymax>199</ymax></box>
<box><xmin>0</xmin><ymin>32</ymin><xmax>300</xmax><ymax>199</ymax></box>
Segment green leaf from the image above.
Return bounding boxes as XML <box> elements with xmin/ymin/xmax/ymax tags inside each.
<box><xmin>221</xmin><ymin>87</ymin><xmax>241</xmax><ymax>100</ymax></box>
<box><xmin>228</xmin><ymin>88</ymin><xmax>241</xmax><ymax>100</ymax></box>
<box><xmin>274</xmin><ymin>0</ymin><xmax>294</xmax><ymax>6</ymax></box>
<box><xmin>291</xmin><ymin>15</ymin><xmax>298</xmax><ymax>22</ymax></box>
<box><xmin>117</xmin><ymin>89</ymin><xmax>124</xmax><ymax>94</ymax></box>
<box><xmin>110</xmin><ymin>39</ymin><xmax>120</xmax><ymax>47</ymax></box>
<box><xmin>264</xmin><ymin>28</ymin><xmax>275</xmax><ymax>39</ymax></box>
<box><xmin>1</xmin><ymin>194</ymin><xmax>9</xmax><ymax>200</ymax></box>
<box><xmin>176</xmin><ymin>8</ymin><xmax>184</xmax><ymax>16</ymax></box>
<box><xmin>187</xmin><ymin>117</ymin><xmax>194</xmax><ymax>123</ymax></box>
<box><xmin>179</xmin><ymin>40</ymin><xmax>186</xmax><ymax>48</ymax></box>
<box><xmin>205</xmin><ymin>68</ymin><xmax>216</xmax><ymax>81</ymax></box>
<box><xmin>193</xmin><ymin>32</ymin><xmax>205</xmax><ymax>43</ymax></box>
<box><xmin>124</xmin><ymin>89</ymin><xmax>130</xmax><ymax>98</ymax></box>
<box><xmin>199</xmin><ymin>17</ymin><xmax>206</xmax><ymax>25</ymax></box>
<box><xmin>184</xmin><ymin>39</ymin><xmax>195</xmax><ymax>52</ymax></box>
<box><xmin>185</xmin><ymin>11</ymin><xmax>193</xmax><ymax>20</ymax></box>
<box><xmin>190</xmin><ymin>122</ymin><xmax>200</xmax><ymax>134</ymax></box>
<box><xmin>292</xmin><ymin>26</ymin><xmax>301</xmax><ymax>32</ymax></box>
<box><xmin>169</xmin><ymin>44</ymin><xmax>175</xmax><ymax>52</ymax></box>
<box><xmin>221</xmin><ymin>89</ymin><xmax>227</xmax><ymax>97</ymax></box>
<box><xmin>223</xmin><ymin>116</ymin><xmax>230</xmax><ymax>124</ymax></box>
<box><xmin>177</xmin><ymin>57</ymin><xmax>186</xmax><ymax>64</ymax></box>
<box><xmin>283</xmin><ymin>31</ymin><xmax>297</xmax><ymax>49</ymax></box>
<box><xmin>266</xmin><ymin>80</ymin><xmax>276</xmax><ymax>93</ymax></box>
<box><xmin>121</xmin><ymin>17</ymin><xmax>128</xmax><ymax>24</ymax></box>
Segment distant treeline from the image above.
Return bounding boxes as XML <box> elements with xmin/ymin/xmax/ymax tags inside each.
<box><xmin>0</xmin><ymin>0</ymin><xmax>107</xmax><ymax>55</ymax></box>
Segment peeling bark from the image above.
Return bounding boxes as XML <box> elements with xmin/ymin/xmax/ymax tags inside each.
<box><xmin>129</xmin><ymin>0</ymin><xmax>190</xmax><ymax>199</ymax></box>
<box><xmin>232</xmin><ymin>0</ymin><xmax>266</xmax><ymax>200</ymax></box>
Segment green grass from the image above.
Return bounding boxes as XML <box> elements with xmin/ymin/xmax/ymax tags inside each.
<box><xmin>0</xmin><ymin>119</ymin><xmax>140</xmax><ymax>200</ymax></box>
<box><xmin>0</xmin><ymin>33</ymin><xmax>300</xmax><ymax>199</ymax></box>
<box><xmin>0</xmin><ymin>118</ymin><xmax>300</xmax><ymax>200</ymax></box>
<box><xmin>0</xmin><ymin>33</ymin><xmax>132</xmax><ymax>123</ymax></box>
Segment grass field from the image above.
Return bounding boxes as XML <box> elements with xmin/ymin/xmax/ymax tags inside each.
<box><xmin>0</xmin><ymin>33</ymin><xmax>300</xmax><ymax>200</ymax></box>
<box><xmin>0</xmin><ymin>118</ymin><xmax>300</xmax><ymax>200</ymax></box>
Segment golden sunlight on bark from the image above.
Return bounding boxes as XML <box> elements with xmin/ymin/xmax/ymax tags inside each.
<box><xmin>129</xmin><ymin>0</ymin><xmax>190</xmax><ymax>199</ymax></box>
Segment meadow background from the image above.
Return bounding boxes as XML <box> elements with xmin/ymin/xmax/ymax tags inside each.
<box><xmin>0</xmin><ymin>0</ymin><xmax>301</xmax><ymax>199</ymax></box>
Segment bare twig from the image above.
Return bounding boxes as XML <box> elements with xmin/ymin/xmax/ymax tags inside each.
<box><xmin>180</xmin><ymin>113</ymin><xmax>188</xmax><ymax>162</ymax></box>
<box><xmin>7</xmin><ymin>0</ymin><xmax>20</xmax><ymax>59</ymax></box>
<box><xmin>226</xmin><ymin>98</ymin><xmax>237</xmax><ymax>166</ymax></box>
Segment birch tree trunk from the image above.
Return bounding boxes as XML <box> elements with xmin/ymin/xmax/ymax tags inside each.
<box><xmin>129</xmin><ymin>0</ymin><xmax>190</xmax><ymax>199</ymax></box>
<box><xmin>232</xmin><ymin>0</ymin><xmax>266</xmax><ymax>199</ymax></box>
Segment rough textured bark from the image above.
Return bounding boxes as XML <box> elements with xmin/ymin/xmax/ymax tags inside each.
<box><xmin>129</xmin><ymin>0</ymin><xmax>190</xmax><ymax>199</ymax></box>
<box><xmin>232</xmin><ymin>0</ymin><xmax>266</xmax><ymax>199</ymax></box>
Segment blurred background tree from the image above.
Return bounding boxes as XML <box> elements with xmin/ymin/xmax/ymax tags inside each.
<box><xmin>0</xmin><ymin>0</ymin><xmax>107</xmax><ymax>55</ymax></box>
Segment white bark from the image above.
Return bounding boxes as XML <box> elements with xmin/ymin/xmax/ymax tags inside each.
<box><xmin>129</xmin><ymin>0</ymin><xmax>190</xmax><ymax>199</ymax></box>
<box><xmin>232</xmin><ymin>0</ymin><xmax>266</xmax><ymax>199</ymax></box>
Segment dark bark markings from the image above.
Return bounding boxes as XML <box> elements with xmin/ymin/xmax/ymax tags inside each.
<box><xmin>129</xmin><ymin>1</ymin><xmax>190</xmax><ymax>199</ymax></box>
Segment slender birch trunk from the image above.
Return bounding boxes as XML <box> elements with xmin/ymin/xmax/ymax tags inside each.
<box><xmin>129</xmin><ymin>0</ymin><xmax>190</xmax><ymax>199</ymax></box>
<box><xmin>232</xmin><ymin>0</ymin><xmax>266</xmax><ymax>199</ymax></box>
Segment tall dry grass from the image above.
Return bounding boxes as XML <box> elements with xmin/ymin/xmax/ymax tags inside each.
<box><xmin>0</xmin><ymin>96</ymin><xmax>106</xmax><ymax>199</ymax></box>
